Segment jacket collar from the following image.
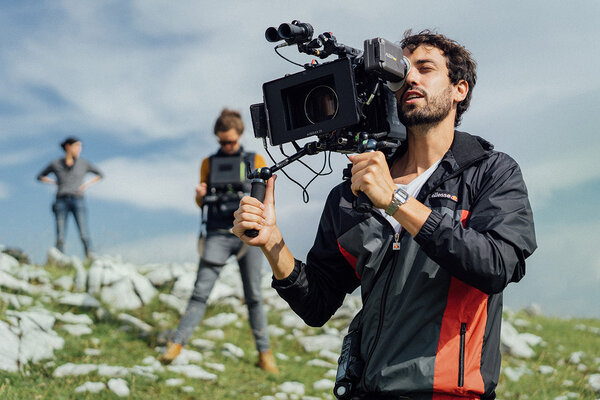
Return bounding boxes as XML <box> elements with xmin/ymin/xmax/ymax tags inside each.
<box><xmin>389</xmin><ymin>130</ymin><xmax>493</xmax><ymax>173</ymax></box>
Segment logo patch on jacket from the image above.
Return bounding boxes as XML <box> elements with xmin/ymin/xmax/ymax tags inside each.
<box><xmin>430</xmin><ymin>191</ymin><xmax>458</xmax><ymax>202</ymax></box>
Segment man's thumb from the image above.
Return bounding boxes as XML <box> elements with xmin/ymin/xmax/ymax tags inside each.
<box><xmin>263</xmin><ymin>175</ymin><xmax>277</xmax><ymax>206</ymax></box>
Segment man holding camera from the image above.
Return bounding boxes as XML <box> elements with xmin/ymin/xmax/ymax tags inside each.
<box><xmin>160</xmin><ymin>108</ymin><xmax>278</xmax><ymax>374</ymax></box>
<box><xmin>233</xmin><ymin>31</ymin><xmax>536</xmax><ymax>399</ymax></box>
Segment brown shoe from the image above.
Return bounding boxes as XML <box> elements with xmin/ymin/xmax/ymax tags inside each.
<box><xmin>257</xmin><ymin>349</ymin><xmax>279</xmax><ymax>373</ymax></box>
<box><xmin>159</xmin><ymin>342</ymin><xmax>182</xmax><ymax>365</ymax></box>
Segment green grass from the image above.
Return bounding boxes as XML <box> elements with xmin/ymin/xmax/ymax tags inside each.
<box><xmin>1</xmin><ymin>265</ymin><xmax>599</xmax><ymax>399</ymax></box>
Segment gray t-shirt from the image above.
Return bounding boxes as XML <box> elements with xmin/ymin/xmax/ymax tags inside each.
<box><xmin>37</xmin><ymin>158</ymin><xmax>103</xmax><ymax>198</ymax></box>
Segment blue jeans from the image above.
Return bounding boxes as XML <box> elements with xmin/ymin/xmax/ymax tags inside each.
<box><xmin>53</xmin><ymin>195</ymin><xmax>91</xmax><ymax>257</ymax></box>
<box><xmin>172</xmin><ymin>231</ymin><xmax>270</xmax><ymax>352</ymax></box>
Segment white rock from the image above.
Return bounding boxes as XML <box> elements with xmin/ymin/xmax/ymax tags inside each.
<box><xmin>589</xmin><ymin>373</ymin><xmax>600</xmax><ymax>392</ymax></box>
<box><xmin>278</xmin><ymin>381</ymin><xmax>305</xmax><ymax>396</ymax></box>
<box><xmin>101</xmin><ymin>280</ymin><xmax>142</xmax><ymax>310</ymax></box>
<box><xmin>108</xmin><ymin>378</ymin><xmax>130</xmax><ymax>397</ymax></box>
<box><xmin>500</xmin><ymin>321</ymin><xmax>535</xmax><ymax>358</ymax></box>
<box><xmin>204</xmin><ymin>329</ymin><xmax>225</xmax><ymax>340</ymax></box>
<box><xmin>204</xmin><ymin>362</ymin><xmax>225</xmax><ymax>372</ymax></box>
<box><xmin>53</xmin><ymin>363</ymin><xmax>98</xmax><ymax>377</ymax></box>
<box><xmin>319</xmin><ymin>349</ymin><xmax>340</xmax><ymax>363</ymax></box>
<box><xmin>280</xmin><ymin>312</ymin><xmax>306</xmax><ymax>330</ymax></box>
<box><xmin>129</xmin><ymin>273</ymin><xmax>157</xmax><ymax>305</ymax></box>
<box><xmin>117</xmin><ymin>313</ymin><xmax>153</xmax><ymax>332</ymax></box>
<box><xmin>0</xmin><ymin>252</ymin><xmax>19</xmax><ymax>271</ymax></box>
<box><xmin>58</xmin><ymin>293</ymin><xmax>100</xmax><ymax>308</ymax></box>
<box><xmin>204</xmin><ymin>312</ymin><xmax>238</xmax><ymax>328</ymax></box>
<box><xmin>61</xmin><ymin>324</ymin><xmax>93</xmax><ymax>336</ymax></box>
<box><xmin>298</xmin><ymin>334</ymin><xmax>342</xmax><ymax>353</ymax></box>
<box><xmin>313</xmin><ymin>379</ymin><xmax>335</xmax><ymax>391</ymax></box>
<box><xmin>145</xmin><ymin>267</ymin><xmax>173</xmax><ymax>286</ymax></box>
<box><xmin>569</xmin><ymin>351</ymin><xmax>585</xmax><ymax>364</ymax></box>
<box><xmin>167</xmin><ymin>364</ymin><xmax>217</xmax><ymax>380</ymax></box>
<box><xmin>129</xmin><ymin>365</ymin><xmax>159</xmax><ymax>380</ymax></box>
<box><xmin>307</xmin><ymin>359</ymin><xmax>337</xmax><ymax>369</ymax></box>
<box><xmin>268</xmin><ymin>325</ymin><xmax>287</xmax><ymax>337</ymax></box>
<box><xmin>0</xmin><ymin>320</ymin><xmax>20</xmax><ymax>372</ymax></box>
<box><xmin>158</xmin><ymin>293</ymin><xmax>186</xmax><ymax>315</ymax></box>
<box><xmin>53</xmin><ymin>275</ymin><xmax>74</xmax><ymax>291</ymax></box>
<box><xmin>56</xmin><ymin>312</ymin><xmax>93</xmax><ymax>325</ymax></box>
<box><xmin>503</xmin><ymin>365</ymin><xmax>532</xmax><ymax>382</ymax></box>
<box><xmin>190</xmin><ymin>338</ymin><xmax>215</xmax><ymax>350</ymax></box>
<box><xmin>0</xmin><ymin>270</ymin><xmax>37</xmax><ymax>294</ymax></box>
<box><xmin>222</xmin><ymin>343</ymin><xmax>244</xmax><ymax>359</ymax></box>
<box><xmin>172</xmin><ymin>271</ymin><xmax>196</xmax><ymax>299</ymax></box>
<box><xmin>75</xmin><ymin>381</ymin><xmax>106</xmax><ymax>393</ymax></box>
<box><xmin>98</xmin><ymin>364</ymin><xmax>129</xmax><ymax>377</ymax></box>
<box><xmin>181</xmin><ymin>386</ymin><xmax>194</xmax><ymax>392</ymax></box>
<box><xmin>171</xmin><ymin>348</ymin><xmax>204</xmax><ymax>365</ymax></box>
<box><xmin>165</xmin><ymin>378</ymin><xmax>184</xmax><ymax>386</ymax></box>
<box><xmin>538</xmin><ymin>365</ymin><xmax>555</xmax><ymax>374</ymax></box>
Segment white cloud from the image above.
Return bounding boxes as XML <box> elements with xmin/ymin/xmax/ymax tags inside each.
<box><xmin>90</xmin><ymin>154</ymin><xmax>200</xmax><ymax>215</ymax></box>
<box><xmin>0</xmin><ymin>182</ymin><xmax>9</xmax><ymax>199</ymax></box>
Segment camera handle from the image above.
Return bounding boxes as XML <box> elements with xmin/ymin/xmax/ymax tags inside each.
<box><xmin>244</xmin><ymin>142</ymin><xmax>319</xmax><ymax>238</ymax></box>
<box><xmin>354</xmin><ymin>137</ymin><xmax>378</xmax><ymax>213</ymax></box>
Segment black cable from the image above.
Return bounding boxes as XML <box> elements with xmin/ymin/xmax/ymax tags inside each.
<box><xmin>274</xmin><ymin>46</ymin><xmax>304</xmax><ymax>68</ymax></box>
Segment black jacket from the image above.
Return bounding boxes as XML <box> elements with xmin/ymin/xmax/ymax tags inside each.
<box><xmin>273</xmin><ymin>131</ymin><xmax>537</xmax><ymax>399</ymax></box>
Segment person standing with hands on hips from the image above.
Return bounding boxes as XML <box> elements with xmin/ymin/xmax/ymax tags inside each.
<box><xmin>37</xmin><ymin>137</ymin><xmax>103</xmax><ymax>259</ymax></box>
<box><xmin>160</xmin><ymin>108</ymin><xmax>278</xmax><ymax>374</ymax></box>
<box><xmin>233</xmin><ymin>31</ymin><xmax>536</xmax><ymax>399</ymax></box>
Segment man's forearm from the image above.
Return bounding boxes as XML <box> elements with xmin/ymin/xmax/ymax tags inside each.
<box><xmin>260</xmin><ymin>227</ymin><xmax>295</xmax><ymax>280</ymax></box>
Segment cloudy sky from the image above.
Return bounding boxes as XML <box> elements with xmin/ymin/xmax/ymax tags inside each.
<box><xmin>1</xmin><ymin>1</ymin><xmax>598</xmax><ymax>318</ymax></box>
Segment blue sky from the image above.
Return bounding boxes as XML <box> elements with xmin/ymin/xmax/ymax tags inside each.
<box><xmin>1</xmin><ymin>1</ymin><xmax>599</xmax><ymax>318</ymax></box>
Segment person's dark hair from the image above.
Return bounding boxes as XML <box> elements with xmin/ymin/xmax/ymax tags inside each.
<box><xmin>60</xmin><ymin>136</ymin><xmax>81</xmax><ymax>150</ymax></box>
<box><xmin>401</xmin><ymin>30</ymin><xmax>477</xmax><ymax>127</ymax></box>
<box><xmin>213</xmin><ymin>108</ymin><xmax>244</xmax><ymax>135</ymax></box>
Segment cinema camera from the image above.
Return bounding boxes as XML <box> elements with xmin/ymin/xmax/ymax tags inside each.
<box><xmin>203</xmin><ymin>155</ymin><xmax>249</xmax><ymax>215</ymax></box>
<box><xmin>245</xmin><ymin>20</ymin><xmax>411</xmax><ymax>237</ymax></box>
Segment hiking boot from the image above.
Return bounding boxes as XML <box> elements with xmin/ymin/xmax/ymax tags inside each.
<box><xmin>159</xmin><ymin>342</ymin><xmax>182</xmax><ymax>365</ymax></box>
<box><xmin>257</xmin><ymin>349</ymin><xmax>279</xmax><ymax>373</ymax></box>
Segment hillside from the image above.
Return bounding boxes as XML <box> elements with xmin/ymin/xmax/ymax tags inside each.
<box><xmin>0</xmin><ymin>248</ymin><xmax>599</xmax><ymax>399</ymax></box>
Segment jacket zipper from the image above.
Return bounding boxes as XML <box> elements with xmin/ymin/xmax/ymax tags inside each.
<box><xmin>458</xmin><ymin>322</ymin><xmax>466</xmax><ymax>387</ymax></box>
<box><xmin>360</xmin><ymin>244</ymin><xmax>400</xmax><ymax>389</ymax></box>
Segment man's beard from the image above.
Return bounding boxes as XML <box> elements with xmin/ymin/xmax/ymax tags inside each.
<box><xmin>397</xmin><ymin>86</ymin><xmax>453</xmax><ymax>127</ymax></box>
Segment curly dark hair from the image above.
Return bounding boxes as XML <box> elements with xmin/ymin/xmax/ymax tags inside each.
<box><xmin>214</xmin><ymin>108</ymin><xmax>245</xmax><ymax>135</ymax></box>
<box><xmin>401</xmin><ymin>30</ymin><xmax>477</xmax><ymax>127</ymax></box>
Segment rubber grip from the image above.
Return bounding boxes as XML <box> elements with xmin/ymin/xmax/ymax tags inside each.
<box><xmin>355</xmin><ymin>191</ymin><xmax>373</xmax><ymax>213</ymax></box>
<box><xmin>245</xmin><ymin>180</ymin><xmax>267</xmax><ymax>238</ymax></box>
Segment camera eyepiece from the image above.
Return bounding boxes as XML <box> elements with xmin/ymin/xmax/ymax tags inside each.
<box><xmin>264</xmin><ymin>20</ymin><xmax>314</xmax><ymax>45</ymax></box>
<box><xmin>278</xmin><ymin>21</ymin><xmax>313</xmax><ymax>43</ymax></box>
<box><xmin>265</xmin><ymin>26</ymin><xmax>281</xmax><ymax>43</ymax></box>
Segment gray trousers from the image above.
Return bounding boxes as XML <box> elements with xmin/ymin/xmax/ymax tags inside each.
<box><xmin>172</xmin><ymin>231</ymin><xmax>270</xmax><ymax>352</ymax></box>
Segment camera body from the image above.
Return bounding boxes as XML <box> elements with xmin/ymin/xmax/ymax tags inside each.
<box><xmin>251</xmin><ymin>28</ymin><xmax>409</xmax><ymax>150</ymax></box>
<box><xmin>203</xmin><ymin>155</ymin><xmax>249</xmax><ymax>213</ymax></box>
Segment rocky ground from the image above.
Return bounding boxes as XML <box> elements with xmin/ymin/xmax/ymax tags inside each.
<box><xmin>0</xmin><ymin>246</ymin><xmax>599</xmax><ymax>399</ymax></box>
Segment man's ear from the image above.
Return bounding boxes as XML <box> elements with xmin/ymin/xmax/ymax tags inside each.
<box><xmin>454</xmin><ymin>80</ymin><xmax>469</xmax><ymax>102</ymax></box>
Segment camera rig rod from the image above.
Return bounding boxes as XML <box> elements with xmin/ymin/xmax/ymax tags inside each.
<box><xmin>243</xmin><ymin>141</ymin><xmax>321</xmax><ymax>237</ymax></box>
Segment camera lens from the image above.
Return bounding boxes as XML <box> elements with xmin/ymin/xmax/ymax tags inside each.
<box><xmin>304</xmin><ymin>85</ymin><xmax>339</xmax><ymax>124</ymax></box>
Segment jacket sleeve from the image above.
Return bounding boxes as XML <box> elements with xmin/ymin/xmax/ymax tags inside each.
<box><xmin>415</xmin><ymin>154</ymin><xmax>537</xmax><ymax>294</ymax></box>
<box><xmin>272</xmin><ymin>188</ymin><xmax>361</xmax><ymax>327</ymax></box>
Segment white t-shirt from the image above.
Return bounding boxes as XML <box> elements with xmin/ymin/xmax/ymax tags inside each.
<box><xmin>379</xmin><ymin>159</ymin><xmax>442</xmax><ymax>233</ymax></box>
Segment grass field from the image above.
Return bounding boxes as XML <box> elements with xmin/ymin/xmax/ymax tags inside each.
<box><xmin>0</xmin><ymin>262</ymin><xmax>599</xmax><ymax>399</ymax></box>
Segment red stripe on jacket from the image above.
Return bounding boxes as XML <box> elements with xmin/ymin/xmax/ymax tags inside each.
<box><xmin>338</xmin><ymin>241</ymin><xmax>360</xmax><ymax>279</ymax></box>
<box><xmin>433</xmin><ymin>210</ymin><xmax>486</xmax><ymax>399</ymax></box>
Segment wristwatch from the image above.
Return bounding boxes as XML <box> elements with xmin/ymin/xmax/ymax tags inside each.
<box><xmin>385</xmin><ymin>187</ymin><xmax>409</xmax><ymax>216</ymax></box>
